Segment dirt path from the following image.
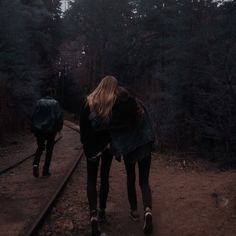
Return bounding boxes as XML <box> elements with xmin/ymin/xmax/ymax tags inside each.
<box><xmin>39</xmin><ymin>152</ymin><xmax>236</xmax><ymax>236</ymax></box>
<box><xmin>1</xmin><ymin>122</ymin><xmax>235</xmax><ymax>236</ymax></box>
<box><xmin>0</xmin><ymin>123</ymin><xmax>82</xmax><ymax>236</ymax></box>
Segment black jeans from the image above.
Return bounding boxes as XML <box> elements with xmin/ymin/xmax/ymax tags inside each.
<box><xmin>124</xmin><ymin>154</ymin><xmax>152</xmax><ymax>211</ymax></box>
<box><xmin>86</xmin><ymin>149</ymin><xmax>113</xmax><ymax>213</ymax></box>
<box><xmin>33</xmin><ymin>134</ymin><xmax>56</xmax><ymax>173</ymax></box>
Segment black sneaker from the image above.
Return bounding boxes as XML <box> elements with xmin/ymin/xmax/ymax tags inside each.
<box><xmin>33</xmin><ymin>165</ymin><xmax>39</xmax><ymax>177</ymax></box>
<box><xmin>91</xmin><ymin>216</ymin><xmax>101</xmax><ymax>236</ymax></box>
<box><xmin>143</xmin><ymin>211</ymin><xmax>153</xmax><ymax>234</ymax></box>
<box><xmin>98</xmin><ymin>209</ymin><xmax>106</xmax><ymax>223</ymax></box>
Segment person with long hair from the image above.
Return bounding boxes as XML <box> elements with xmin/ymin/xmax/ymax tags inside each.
<box><xmin>110</xmin><ymin>87</ymin><xmax>155</xmax><ymax>235</ymax></box>
<box><xmin>79</xmin><ymin>75</ymin><xmax>118</xmax><ymax>236</ymax></box>
<box><xmin>81</xmin><ymin>75</ymin><xmax>155</xmax><ymax>235</ymax></box>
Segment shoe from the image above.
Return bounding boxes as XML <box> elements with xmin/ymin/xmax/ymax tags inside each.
<box><xmin>130</xmin><ymin>210</ymin><xmax>139</xmax><ymax>221</ymax></box>
<box><xmin>98</xmin><ymin>209</ymin><xmax>106</xmax><ymax>223</ymax></box>
<box><xmin>143</xmin><ymin>210</ymin><xmax>153</xmax><ymax>234</ymax></box>
<box><xmin>91</xmin><ymin>216</ymin><xmax>101</xmax><ymax>236</ymax></box>
<box><xmin>33</xmin><ymin>165</ymin><xmax>39</xmax><ymax>177</ymax></box>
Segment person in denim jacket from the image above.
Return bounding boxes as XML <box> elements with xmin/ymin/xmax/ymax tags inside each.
<box><xmin>88</xmin><ymin>77</ymin><xmax>155</xmax><ymax>235</ymax></box>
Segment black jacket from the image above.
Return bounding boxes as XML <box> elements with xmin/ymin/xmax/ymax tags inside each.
<box><xmin>79</xmin><ymin>102</ymin><xmax>110</xmax><ymax>158</ymax></box>
<box><xmin>31</xmin><ymin>96</ymin><xmax>63</xmax><ymax>135</ymax></box>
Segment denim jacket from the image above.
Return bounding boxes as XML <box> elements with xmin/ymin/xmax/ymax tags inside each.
<box><xmin>110</xmin><ymin>99</ymin><xmax>155</xmax><ymax>156</ymax></box>
<box><xmin>89</xmin><ymin>96</ymin><xmax>155</xmax><ymax>157</ymax></box>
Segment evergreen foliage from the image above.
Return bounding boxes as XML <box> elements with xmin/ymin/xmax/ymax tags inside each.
<box><xmin>0</xmin><ymin>0</ymin><xmax>61</xmax><ymax>136</ymax></box>
<box><xmin>1</xmin><ymin>0</ymin><xmax>235</xmax><ymax>162</ymax></box>
<box><xmin>63</xmin><ymin>0</ymin><xmax>236</xmax><ymax>160</ymax></box>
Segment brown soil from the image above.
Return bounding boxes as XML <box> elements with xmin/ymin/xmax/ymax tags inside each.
<box><xmin>0</xmin><ymin>132</ymin><xmax>36</xmax><ymax>171</ymax></box>
<box><xmin>1</xmin><ymin>121</ymin><xmax>235</xmax><ymax>236</ymax></box>
<box><xmin>0</xmin><ymin>123</ymin><xmax>82</xmax><ymax>236</ymax></box>
<box><xmin>39</xmin><ymin>153</ymin><xmax>236</xmax><ymax>236</ymax></box>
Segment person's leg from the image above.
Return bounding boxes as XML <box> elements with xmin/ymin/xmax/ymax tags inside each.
<box><xmin>33</xmin><ymin>135</ymin><xmax>45</xmax><ymax>166</ymax></box>
<box><xmin>138</xmin><ymin>154</ymin><xmax>153</xmax><ymax>234</ymax></box>
<box><xmin>87</xmin><ymin>157</ymin><xmax>100</xmax><ymax>235</ymax></box>
<box><xmin>87</xmin><ymin>158</ymin><xmax>100</xmax><ymax>213</ymax></box>
<box><xmin>138</xmin><ymin>154</ymin><xmax>152</xmax><ymax>210</ymax></box>
<box><xmin>43</xmin><ymin>134</ymin><xmax>56</xmax><ymax>175</ymax></box>
<box><xmin>33</xmin><ymin>135</ymin><xmax>45</xmax><ymax>177</ymax></box>
<box><xmin>99</xmin><ymin>149</ymin><xmax>113</xmax><ymax>220</ymax></box>
<box><xmin>124</xmin><ymin>158</ymin><xmax>137</xmax><ymax>211</ymax></box>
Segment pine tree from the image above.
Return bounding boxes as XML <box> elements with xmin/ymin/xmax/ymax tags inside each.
<box><xmin>0</xmin><ymin>0</ymin><xmax>62</xmax><ymax>136</ymax></box>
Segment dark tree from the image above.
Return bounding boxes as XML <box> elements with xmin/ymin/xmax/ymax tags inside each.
<box><xmin>0</xmin><ymin>0</ymin><xmax>62</xmax><ymax>137</ymax></box>
<box><xmin>61</xmin><ymin>0</ymin><xmax>236</xmax><ymax>162</ymax></box>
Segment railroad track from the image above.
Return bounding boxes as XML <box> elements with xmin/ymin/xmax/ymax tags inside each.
<box><xmin>0</xmin><ymin>121</ymin><xmax>80</xmax><ymax>176</ymax></box>
<box><xmin>0</xmin><ymin>121</ymin><xmax>84</xmax><ymax>236</ymax></box>
<box><xmin>23</xmin><ymin>122</ymin><xmax>83</xmax><ymax>236</ymax></box>
<box><xmin>0</xmin><ymin>136</ymin><xmax>62</xmax><ymax>176</ymax></box>
<box><xmin>24</xmin><ymin>151</ymin><xmax>84</xmax><ymax>236</ymax></box>
<box><xmin>64</xmin><ymin>122</ymin><xmax>80</xmax><ymax>133</ymax></box>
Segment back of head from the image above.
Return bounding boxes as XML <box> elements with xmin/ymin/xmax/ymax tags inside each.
<box><xmin>117</xmin><ymin>86</ymin><xmax>130</xmax><ymax>99</ymax></box>
<box><xmin>87</xmin><ymin>75</ymin><xmax>118</xmax><ymax>119</ymax></box>
<box><xmin>41</xmin><ymin>88</ymin><xmax>55</xmax><ymax>98</ymax></box>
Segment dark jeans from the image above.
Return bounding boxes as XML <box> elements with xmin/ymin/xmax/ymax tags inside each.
<box><xmin>33</xmin><ymin>133</ymin><xmax>56</xmax><ymax>173</ymax></box>
<box><xmin>86</xmin><ymin>149</ymin><xmax>113</xmax><ymax>213</ymax></box>
<box><xmin>124</xmin><ymin>154</ymin><xmax>152</xmax><ymax>211</ymax></box>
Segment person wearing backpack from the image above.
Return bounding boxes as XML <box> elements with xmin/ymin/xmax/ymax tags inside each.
<box><xmin>79</xmin><ymin>76</ymin><xmax>115</xmax><ymax>236</ymax></box>
<box><xmin>31</xmin><ymin>88</ymin><xmax>63</xmax><ymax>177</ymax></box>
<box><xmin>84</xmin><ymin>76</ymin><xmax>155</xmax><ymax>235</ymax></box>
<box><xmin>110</xmin><ymin>87</ymin><xmax>155</xmax><ymax>235</ymax></box>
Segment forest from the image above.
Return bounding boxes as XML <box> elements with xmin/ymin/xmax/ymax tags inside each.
<box><xmin>0</xmin><ymin>0</ymin><xmax>235</xmax><ymax>164</ymax></box>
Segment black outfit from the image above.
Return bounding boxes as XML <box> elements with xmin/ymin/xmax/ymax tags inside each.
<box><xmin>33</xmin><ymin>133</ymin><xmax>56</xmax><ymax>174</ymax></box>
<box><xmin>111</xmin><ymin>89</ymin><xmax>155</xmax><ymax>157</ymax></box>
<box><xmin>31</xmin><ymin>96</ymin><xmax>63</xmax><ymax>175</ymax></box>
<box><xmin>87</xmin><ymin>149</ymin><xmax>113</xmax><ymax>212</ymax></box>
<box><xmin>80</xmin><ymin>102</ymin><xmax>112</xmax><ymax>213</ymax></box>
<box><xmin>124</xmin><ymin>146</ymin><xmax>152</xmax><ymax>210</ymax></box>
<box><xmin>80</xmin><ymin>102</ymin><xmax>110</xmax><ymax>158</ymax></box>
<box><xmin>111</xmin><ymin>89</ymin><xmax>154</xmax><ymax>210</ymax></box>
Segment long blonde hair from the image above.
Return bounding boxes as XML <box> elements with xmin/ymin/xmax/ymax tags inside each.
<box><xmin>87</xmin><ymin>75</ymin><xmax>118</xmax><ymax>119</ymax></box>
